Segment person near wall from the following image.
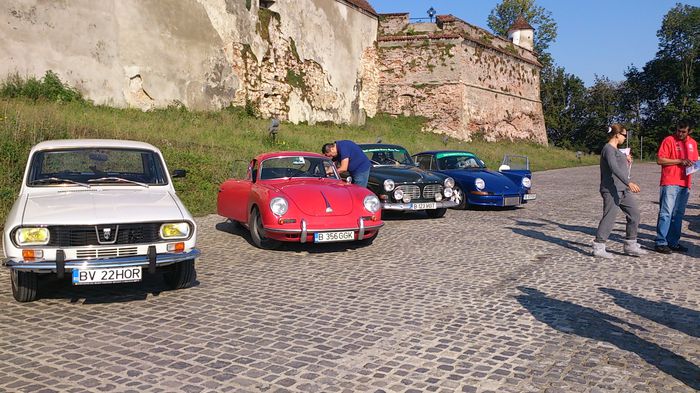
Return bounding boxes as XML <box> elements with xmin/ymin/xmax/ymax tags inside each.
<box><xmin>593</xmin><ymin>124</ymin><xmax>647</xmax><ymax>258</ymax></box>
<box><xmin>654</xmin><ymin>119</ymin><xmax>697</xmax><ymax>254</ymax></box>
<box><xmin>321</xmin><ymin>140</ymin><xmax>372</xmax><ymax>187</ymax></box>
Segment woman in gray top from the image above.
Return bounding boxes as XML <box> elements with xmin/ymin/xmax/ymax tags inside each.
<box><xmin>593</xmin><ymin>124</ymin><xmax>647</xmax><ymax>258</ymax></box>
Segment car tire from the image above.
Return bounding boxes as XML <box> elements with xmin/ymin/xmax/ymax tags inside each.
<box><xmin>165</xmin><ymin>259</ymin><xmax>197</xmax><ymax>289</ymax></box>
<box><xmin>452</xmin><ymin>185</ymin><xmax>468</xmax><ymax>210</ymax></box>
<box><xmin>11</xmin><ymin>270</ymin><xmax>38</xmax><ymax>302</ymax></box>
<box><xmin>249</xmin><ymin>207</ymin><xmax>281</xmax><ymax>250</ymax></box>
<box><xmin>426</xmin><ymin>208</ymin><xmax>447</xmax><ymax>218</ymax></box>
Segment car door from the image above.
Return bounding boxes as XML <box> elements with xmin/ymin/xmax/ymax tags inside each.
<box><xmin>218</xmin><ymin>160</ymin><xmax>255</xmax><ymax>222</ymax></box>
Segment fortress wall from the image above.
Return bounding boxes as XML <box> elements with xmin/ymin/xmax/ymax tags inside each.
<box><xmin>378</xmin><ymin>36</ymin><xmax>547</xmax><ymax>144</ymax></box>
<box><xmin>0</xmin><ymin>0</ymin><xmax>378</xmax><ymax>125</ymax></box>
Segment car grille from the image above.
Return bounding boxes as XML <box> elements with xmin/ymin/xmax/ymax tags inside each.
<box><xmin>47</xmin><ymin>223</ymin><xmax>162</xmax><ymax>247</ymax></box>
<box><xmin>422</xmin><ymin>184</ymin><xmax>444</xmax><ymax>199</ymax></box>
<box><xmin>396</xmin><ymin>185</ymin><xmax>421</xmax><ymax>199</ymax></box>
<box><xmin>76</xmin><ymin>247</ymin><xmax>139</xmax><ymax>259</ymax></box>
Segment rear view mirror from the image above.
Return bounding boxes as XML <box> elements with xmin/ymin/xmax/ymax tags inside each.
<box><xmin>346</xmin><ymin>176</ymin><xmax>352</xmax><ymax>184</ymax></box>
<box><xmin>172</xmin><ymin>169</ymin><xmax>187</xmax><ymax>178</ymax></box>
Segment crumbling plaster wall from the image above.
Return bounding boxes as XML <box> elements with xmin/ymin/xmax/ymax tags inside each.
<box><xmin>1</xmin><ymin>0</ymin><xmax>238</xmax><ymax>110</ymax></box>
<box><xmin>0</xmin><ymin>0</ymin><xmax>378</xmax><ymax>125</ymax></box>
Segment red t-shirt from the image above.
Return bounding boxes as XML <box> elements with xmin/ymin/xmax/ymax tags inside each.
<box><xmin>658</xmin><ymin>135</ymin><xmax>698</xmax><ymax>188</ymax></box>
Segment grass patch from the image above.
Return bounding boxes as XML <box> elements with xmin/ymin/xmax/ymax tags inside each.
<box><xmin>0</xmin><ymin>97</ymin><xmax>598</xmax><ymax>221</ymax></box>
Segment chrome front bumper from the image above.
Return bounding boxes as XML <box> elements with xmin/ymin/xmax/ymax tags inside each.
<box><xmin>3</xmin><ymin>249</ymin><xmax>201</xmax><ymax>273</ymax></box>
<box><xmin>381</xmin><ymin>200</ymin><xmax>458</xmax><ymax>211</ymax></box>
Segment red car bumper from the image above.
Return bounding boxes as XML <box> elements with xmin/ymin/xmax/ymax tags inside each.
<box><xmin>263</xmin><ymin>217</ymin><xmax>383</xmax><ymax>243</ymax></box>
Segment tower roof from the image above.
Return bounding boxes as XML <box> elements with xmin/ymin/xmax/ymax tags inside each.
<box><xmin>507</xmin><ymin>15</ymin><xmax>534</xmax><ymax>33</ymax></box>
<box><xmin>345</xmin><ymin>0</ymin><xmax>377</xmax><ymax>16</ymax></box>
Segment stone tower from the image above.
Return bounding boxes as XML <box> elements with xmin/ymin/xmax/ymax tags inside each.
<box><xmin>507</xmin><ymin>15</ymin><xmax>534</xmax><ymax>52</ymax></box>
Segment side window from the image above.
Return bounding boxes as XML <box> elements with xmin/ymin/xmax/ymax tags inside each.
<box><xmin>415</xmin><ymin>155</ymin><xmax>431</xmax><ymax>170</ymax></box>
<box><xmin>248</xmin><ymin>160</ymin><xmax>258</xmax><ymax>182</ymax></box>
<box><xmin>430</xmin><ymin>156</ymin><xmax>437</xmax><ymax>170</ymax></box>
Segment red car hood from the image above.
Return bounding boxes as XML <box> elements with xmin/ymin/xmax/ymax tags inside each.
<box><xmin>276</xmin><ymin>180</ymin><xmax>354</xmax><ymax>216</ymax></box>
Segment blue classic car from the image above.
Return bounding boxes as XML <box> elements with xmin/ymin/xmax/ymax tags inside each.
<box><xmin>412</xmin><ymin>150</ymin><xmax>536</xmax><ymax>209</ymax></box>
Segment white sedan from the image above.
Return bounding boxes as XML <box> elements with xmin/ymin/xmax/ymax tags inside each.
<box><xmin>3</xmin><ymin>139</ymin><xmax>200</xmax><ymax>302</ymax></box>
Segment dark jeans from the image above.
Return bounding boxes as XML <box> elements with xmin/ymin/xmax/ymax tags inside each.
<box><xmin>351</xmin><ymin>169</ymin><xmax>370</xmax><ymax>188</ymax></box>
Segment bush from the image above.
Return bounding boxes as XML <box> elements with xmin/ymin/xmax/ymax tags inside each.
<box><xmin>0</xmin><ymin>71</ymin><xmax>84</xmax><ymax>102</ymax></box>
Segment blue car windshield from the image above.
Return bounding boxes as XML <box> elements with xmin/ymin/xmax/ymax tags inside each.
<box><xmin>27</xmin><ymin>148</ymin><xmax>168</xmax><ymax>186</ymax></box>
<box><xmin>436</xmin><ymin>152</ymin><xmax>484</xmax><ymax>170</ymax></box>
<box><xmin>363</xmin><ymin>147</ymin><xmax>414</xmax><ymax>166</ymax></box>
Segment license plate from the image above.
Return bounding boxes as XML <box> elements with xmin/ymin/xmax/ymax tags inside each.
<box><xmin>523</xmin><ymin>194</ymin><xmax>536</xmax><ymax>200</ymax></box>
<box><xmin>412</xmin><ymin>202</ymin><xmax>437</xmax><ymax>210</ymax></box>
<box><xmin>504</xmin><ymin>196</ymin><xmax>521</xmax><ymax>206</ymax></box>
<box><xmin>72</xmin><ymin>267</ymin><xmax>142</xmax><ymax>285</ymax></box>
<box><xmin>314</xmin><ymin>231</ymin><xmax>355</xmax><ymax>243</ymax></box>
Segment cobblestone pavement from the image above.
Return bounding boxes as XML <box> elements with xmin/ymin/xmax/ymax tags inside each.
<box><xmin>1</xmin><ymin>163</ymin><xmax>699</xmax><ymax>393</ymax></box>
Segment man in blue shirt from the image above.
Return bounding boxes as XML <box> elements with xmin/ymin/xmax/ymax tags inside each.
<box><xmin>322</xmin><ymin>140</ymin><xmax>371</xmax><ymax>187</ymax></box>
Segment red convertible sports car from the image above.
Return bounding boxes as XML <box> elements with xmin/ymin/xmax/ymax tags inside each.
<box><xmin>217</xmin><ymin>151</ymin><xmax>384</xmax><ymax>249</ymax></box>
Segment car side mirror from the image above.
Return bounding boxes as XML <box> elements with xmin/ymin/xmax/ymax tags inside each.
<box><xmin>172</xmin><ymin>169</ymin><xmax>187</xmax><ymax>178</ymax></box>
<box><xmin>346</xmin><ymin>176</ymin><xmax>352</xmax><ymax>184</ymax></box>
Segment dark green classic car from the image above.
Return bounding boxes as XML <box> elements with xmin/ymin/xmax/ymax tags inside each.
<box><xmin>358</xmin><ymin>144</ymin><xmax>458</xmax><ymax>218</ymax></box>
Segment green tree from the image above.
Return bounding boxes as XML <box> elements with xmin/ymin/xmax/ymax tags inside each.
<box><xmin>487</xmin><ymin>0</ymin><xmax>558</xmax><ymax>58</ymax></box>
<box><xmin>579</xmin><ymin>76</ymin><xmax>623</xmax><ymax>152</ymax></box>
<box><xmin>541</xmin><ymin>65</ymin><xmax>586</xmax><ymax>149</ymax></box>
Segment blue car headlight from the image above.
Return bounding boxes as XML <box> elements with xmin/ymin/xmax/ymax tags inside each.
<box><xmin>475</xmin><ymin>178</ymin><xmax>485</xmax><ymax>190</ymax></box>
<box><xmin>522</xmin><ymin>177</ymin><xmax>531</xmax><ymax>188</ymax></box>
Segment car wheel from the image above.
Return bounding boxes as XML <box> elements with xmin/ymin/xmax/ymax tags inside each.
<box><xmin>164</xmin><ymin>259</ymin><xmax>197</xmax><ymax>289</ymax></box>
<box><xmin>11</xmin><ymin>270</ymin><xmax>38</xmax><ymax>302</ymax></box>
<box><xmin>249</xmin><ymin>207</ymin><xmax>281</xmax><ymax>250</ymax></box>
<box><xmin>452</xmin><ymin>185</ymin><xmax>468</xmax><ymax>210</ymax></box>
<box><xmin>426</xmin><ymin>208</ymin><xmax>447</xmax><ymax>218</ymax></box>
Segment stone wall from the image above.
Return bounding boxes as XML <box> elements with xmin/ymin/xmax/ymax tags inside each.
<box><xmin>377</xmin><ymin>15</ymin><xmax>547</xmax><ymax>145</ymax></box>
<box><xmin>0</xmin><ymin>0</ymin><xmax>378</xmax><ymax>125</ymax></box>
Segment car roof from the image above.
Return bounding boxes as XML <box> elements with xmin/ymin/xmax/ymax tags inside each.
<box><xmin>30</xmin><ymin>139</ymin><xmax>161</xmax><ymax>154</ymax></box>
<box><xmin>414</xmin><ymin>149</ymin><xmax>477</xmax><ymax>156</ymax></box>
<box><xmin>358</xmin><ymin>143</ymin><xmax>408</xmax><ymax>150</ymax></box>
<box><xmin>255</xmin><ymin>151</ymin><xmax>327</xmax><ymax>161</ymax></box>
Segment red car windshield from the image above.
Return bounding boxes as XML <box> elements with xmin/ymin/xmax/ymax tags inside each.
<box><xmin>260</xmin><ymin>156</ymin><xmax>338</xmax><ymax>180</ymax></box>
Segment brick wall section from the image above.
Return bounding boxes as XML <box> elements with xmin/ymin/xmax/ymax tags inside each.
<box><xmin>378</xmin><ymin>13</ymin><xmax>409</xmax><ymax>35</ymax></box>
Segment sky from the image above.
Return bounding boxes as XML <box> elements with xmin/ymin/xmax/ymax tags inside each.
<box><xmin>368</xmin><ymin>0</ymin><xmax>700</xmax><ymax>87</ymax></box>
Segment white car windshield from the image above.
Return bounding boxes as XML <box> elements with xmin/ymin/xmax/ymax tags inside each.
<box><xmin>260</xmin><ymin>156</ymin><xmax>338</xmax><ymax>180</ymax></box>
<box><xmin>27</xmin><ymin>148</ymin><xmax>169</xmax><ymax>186</ymax></box>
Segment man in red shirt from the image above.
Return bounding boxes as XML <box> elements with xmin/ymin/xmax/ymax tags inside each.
<box><xmin>655</xmin><ymin>120</ymin><xmax>697</xmax><ymax>253</ymax></box>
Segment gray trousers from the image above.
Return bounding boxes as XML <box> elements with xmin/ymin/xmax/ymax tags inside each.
<box><xmin>595</xmin><ymin>191</ymin><xmax>640</xmax><ymax>243</ymax></box>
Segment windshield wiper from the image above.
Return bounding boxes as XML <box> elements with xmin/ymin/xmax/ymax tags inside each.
<box><xmin>87</xmin><ymin>177</ymin><xmax>149</xmax><ymax>188</ymax></box>
<box><xmin>30</xmin><ymin>177</ymin><xmax>91</xmax><ymax>188</ymax></box>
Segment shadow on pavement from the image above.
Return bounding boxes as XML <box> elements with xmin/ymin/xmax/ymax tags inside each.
<box><xmin>38</xmin><ymin>272</ymin><xmax>199</xmax><ymax>304</ymax></box>
<box><xmin>516</xmin><ymin>287</ymin><xmax>700</xmax><ymax>390</ymax></box>
<box><xmin>508</xmin><ymin>227</ymin><xmax>590</xmax><ymax>255</ymax></box>
<box><xmin>600</xmin><ymin>288</ymin><xmax>700</xmax><ymax>338</ymax></box>
<box><xmin>215</xmin><ymin>220</ymin><xmax>374</xmax><ymax>253</ymax></box>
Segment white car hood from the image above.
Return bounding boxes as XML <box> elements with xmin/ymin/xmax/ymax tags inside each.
<box><xmin>22</xmin><ymin>189</ymin><xmax>184</xmax><ymax>225</ymax></box>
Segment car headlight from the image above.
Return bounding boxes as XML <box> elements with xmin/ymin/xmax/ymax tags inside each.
<box><xmin>270</xmin><ymin>197</ymin><xmax>288</xmax><ymax>216</ymax></box>
<box><xmin>15</xmin><ymin>227</ymin><xmax>50</xmax><ymax>246</ymax></box>
<box><xmin>160</xmin><ymin>222</ymin><xmax>191</xmax><ymax>239</ymax></box>
<box><xmin>393</xmin><ymin>189</ymin><xmax>404</xmax><ymax>200</ymax></box>
<box><xmin>522</xmin><ymin>177</ymin><xmax>531</xmax><ymax>188</ymax></box>
<box><xmin>383</xmin><ymin>179</ymin><xmax>395</xmax><ymax>192</ymax></box>
<box><xmin>363</xmin><ymin>195</ymin><xmax>381</xmax><ymax>213</ymax></box>
<box><xmin>444</xmin><ymin>177</ymin><xmax>455</xmax><ymax>189</ymax></box>
<box><xmin>443</xmin><ymin>188</ymin><xmax>453</xmax><ymax>198</ymax></box>
<box><xmin>475</xmin><ymin>178</ymin><xmax>485</xmax><ymax>190</ymax></box>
